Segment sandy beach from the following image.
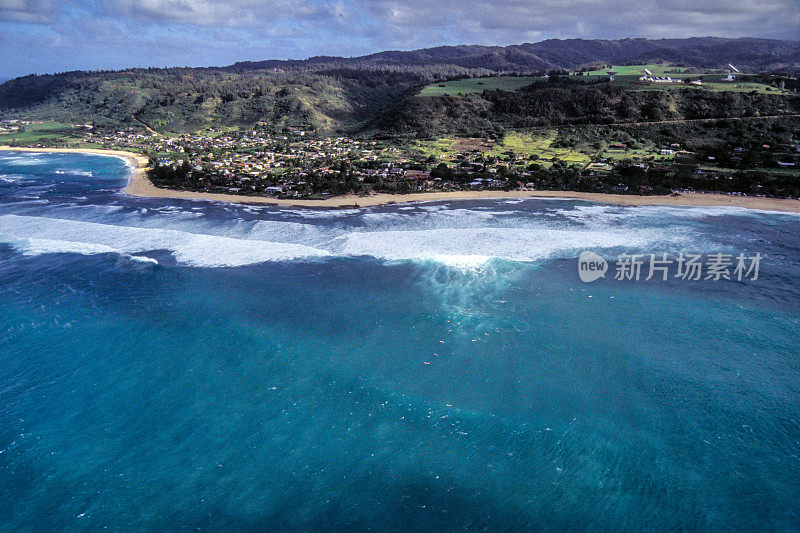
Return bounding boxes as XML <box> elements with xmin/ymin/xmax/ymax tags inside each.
<box><xmin>2</xmin><ymin>145</ymin><xmax>800</xmax><ymax>213</ymax></box>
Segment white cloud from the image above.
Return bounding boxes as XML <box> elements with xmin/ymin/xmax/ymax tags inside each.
<box><xmin>0</xmin><ymin>0</ymin><xmax>55</xmax><ymax>23</ymax></box>
<box><xmin>353</xmin><ymin>0</ymin><xmax>800</xmax><ymax>44</ymax></box>
<box><xmin>101</xmin><ymin>0</ymin><xmax>325</xmax><ymax>27</ymax></box>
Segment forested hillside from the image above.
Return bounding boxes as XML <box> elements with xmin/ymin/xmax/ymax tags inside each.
<box><xmin>374</xmin><ymin>78</ymin><xmax>800</xmax><ymax>137</ymax></box>
<box><xmin>0</xmin><ymin>69</ymin><xmax>433</xmax><ymax>133</ymax></box>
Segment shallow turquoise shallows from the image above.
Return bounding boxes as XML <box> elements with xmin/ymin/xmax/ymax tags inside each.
<box><xmin>1</xmin><ymin>151</ymin><xmax>799</xmax><ymax>531</ymax></box>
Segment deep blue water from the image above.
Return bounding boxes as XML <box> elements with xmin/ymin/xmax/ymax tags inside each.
<box><xmin>0</xmin><ymin>150</ymin><xmax>799</xmax><ymax>531</ymax></box>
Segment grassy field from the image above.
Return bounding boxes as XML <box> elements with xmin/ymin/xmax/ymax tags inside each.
<box><xmin>627</xmin><ymin>79</ymin><xmax>793</xmax><ymax>95</ymax></box>
<box><xmin>579</xmin><ymin>72</ymin><xmax>789</xmax><ymax>96</ymax></box>
<box><xmin>418</xmin><ymin>76</ymin><xmax>542</xmax><ymax>97</ymax></box>
<box><xmin>0</xmin><ymin>121</ymin><xmax>82</xmax><ymax>144</ymax></box>
<box><xmin>489</xmin><ymin>131</ymin><xmax>593</xmax><ymax>168</ymax></box>
<box><xmin>599</xmin><ymin>143</ymin><xmax>673</xmax><ymax>162</ymax></box>
<box><xmin>576</xmin><ymin>63</ymin><xmax>702</xmax><ymax>77</ymax></box>
<box><xmin>576</xmin><ymin>64</ymin><xmax>791</xmax><ymax>95</ymax></box>
<box><xmin>411</xmin><ymin>137</ymin><xmax>460</xmax><ymax>158</ymax></box>
<box><xmin>418</xmin><ymin>65</ymin><xmax>786</xmax><ymax>99</ymax></box>
<box><xmin>691</xmin><ymin>81</ymin><xmax>791</xmax><ymax>95</ymax></box>
<box><xmin>412</xmin><ymin>131</ymin><xmax>596</xmax><ymax>168</ymax></box>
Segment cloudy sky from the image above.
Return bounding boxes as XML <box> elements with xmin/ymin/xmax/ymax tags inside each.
<box><xmin>1</xmin><ymin>0</ymin><xmax>798</xmax><ymax>78</ymax></box>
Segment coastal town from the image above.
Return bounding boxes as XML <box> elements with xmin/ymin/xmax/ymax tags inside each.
<box><xmin>2</xmin><ymin>118</ymin><xmax>799</xmax><ymax>199</ymax></box>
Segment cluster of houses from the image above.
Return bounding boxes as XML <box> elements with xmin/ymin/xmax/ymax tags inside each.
<box><xmin>85</xmin><ymin>127</ymin><xmax>736</xmax><ymax>198</ymax></box>
<box><xmin>0</xmin><ymin>119</ymin><xmax>25</xmax><ymax>134</ymax></box>
<box><xmin>141</xmin><ymin>130</ymin><xmax>444</xmax><ymax>196</ymax></box>
<box><xmin>125</xmin><ymin>128</ymin><xmax>574</xmax><ymax>197</ymax></box>
<box><xmin>637</xmin><ymin>75</ymin><xmax>704</xmax><ymax>86</ymax></box>
<box><xmin>638</xmin><ymin>75</ymin><xmax>685</xmax><ymax>84</ymax></box>
<box><xmin>636</xmin><ymin>67</ymin><xmax>706</xmax><ymax>86</ymax></box>
<box><xmin>698</xmin><ymin>142</ymin><xmax>800</xmax><ymax>170</ymax></box>
<box><xmin>19</xmin><ymin>122</ymin><xmax>791</xmax><ymax>198</ymax></box>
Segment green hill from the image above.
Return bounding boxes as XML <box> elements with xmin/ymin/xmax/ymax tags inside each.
<box><xmin>373</xmin><ymin>77</ymin><xmax>800</xmax><ymax>137</ymax></box>
<box><xmin>0</xmin><ymin>69</ymin><xmax>425</xmax><ymax>134</ymax></box>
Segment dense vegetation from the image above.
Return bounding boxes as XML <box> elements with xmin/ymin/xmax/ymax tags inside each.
<box><xmin>0</xmin><ymin>69</ymin><xmax>428</xmax><ymax>133</ymax></box>
<box><xmin>376</xmin><ymin>78</ymin><xmax>800</xmax><ymax>137</ymax></box>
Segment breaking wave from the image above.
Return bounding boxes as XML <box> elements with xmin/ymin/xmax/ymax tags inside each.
<box><xmin>0</xmin><ymin>215</ymin><xmax>331</xmax><ymax>267</ymax></box>
<box><xmin>0</xmin><ymin>208</ymin><xmax>705</xmax><ymax>268</ymax></box>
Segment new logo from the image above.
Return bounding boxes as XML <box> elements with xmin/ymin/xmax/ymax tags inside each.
<box><xmin>578</xmin><ymin>251</ymin><xmax>608</xmax><ymax>283</ymax></box>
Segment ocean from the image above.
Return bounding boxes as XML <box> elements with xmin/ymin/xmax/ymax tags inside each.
<box><xmin>0</xmin><ymin>150</ymin><xmax>798</xmax><ymax>531</ymax></box>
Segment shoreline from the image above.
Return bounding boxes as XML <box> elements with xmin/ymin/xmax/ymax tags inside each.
<box><xmin>2</xmin><ymin>145</ymin><xmax>800</xmax><ymax>213</ymax></box>
<box><xmin>0</xmin><ymin>146</ymin><xmax>150</xmax><ymax>188</ymax></box>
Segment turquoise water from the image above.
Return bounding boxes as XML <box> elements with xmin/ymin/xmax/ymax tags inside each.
<box><xmin>1</xmin><ymin>151</ymin><xmax>799</xmax><ymax>530</ymax></box>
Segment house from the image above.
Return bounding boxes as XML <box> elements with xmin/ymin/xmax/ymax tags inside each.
<box><xmin>405</xmin><ymin>170</ymin><xmax>431</xmax><ymax>181</ymax></box>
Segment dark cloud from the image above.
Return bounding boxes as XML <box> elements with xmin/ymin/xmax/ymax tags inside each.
<box><xmin>0</xmin><ymin>0</ymin><xmax>797</xmax><ymax>77</ymax></box>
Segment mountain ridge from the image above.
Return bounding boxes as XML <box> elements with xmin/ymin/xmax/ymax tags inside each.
<box><xmin>226</xmin><ymin>37</ymin><xmax>800</xmax><ymax>73</ymax></box>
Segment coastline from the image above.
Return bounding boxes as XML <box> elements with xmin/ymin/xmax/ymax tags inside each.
<box><xmin>2</xmin><ymin>145</ymin><xmax>800</xmax><ymax>213</ymax></box>
<box><xmin>0</xmin><ymin>146</ymin><xmax>150</xmax><ymax>188</ymax></box>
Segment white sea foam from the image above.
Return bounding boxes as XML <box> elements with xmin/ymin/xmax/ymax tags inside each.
<box><xmin>553</xmin><ymin>203</ymin><xmax>800</xmax><ymax>222</ymax></box>
<box><xmin>0</xmin><ymin>200</ymin><xmax>717</xmax><ymax>268</ymax></box>
<box><xmin>0</xmin><ymin>215</ymin><xmax>331</xmax><ymax>267</ymax></box>
<box><xmin>428</xmin><ymin>254</ymin><xmax>493</xmax><ymax>269</ymax></box>
<box><xmin>277</xmin><ymin>208</ymin><xmax>363</xmax><ymax>219</ymax></box>
<box><xmin>640</xmin><ymin>204</ymin><xmax>800</xmax><ymax>219</ymax></box>
<box><xmin>0</xmin><ymin>155</ymin><xmax>48</xmax><ymax>166</ymax></box>
<box><xmin>15</xmin><ymin>237</ymin><xmax>117</xmax><ymax>256</ymax></box>
<box><xmin>629</xmin><ymin>205</ymin><xmax>757</xmax><ymax>219</ymax></box>
<box><xmin>0</xmin><ymin>174</ymin><xmax>29</xmax><ymax>183</ymax></box>
<box><xmin>358</xmin><ymin>206</ymin><xmax>521</xmax><ymax>232</ymax></box>
<box><xmin>553</xmin><ymin>205</ymin><xmax>630</xmax><ymax>224</ymax></box>
<box><xmin>128</xmin><ymin>255</ymin><xmax>159</xmax><ymax>265</ymax></box>
<box><xmin>332</xmin><ymin>226</ymin><xmax>682</xmax><ymax>263</ymax></box>
<box><xmin>13</xmin><ymin>199</ymin><xmax>50</xmax><ymax>205</ymax></box>
<box><xmin>246</xmin><ymin>219</ymin><xmax>334</xmax><ymax>246</ymax></box>
<box><xmin>54</xmin><ymin>170</ymin><xmax>93</xmax><ymax>177</ymax></box>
